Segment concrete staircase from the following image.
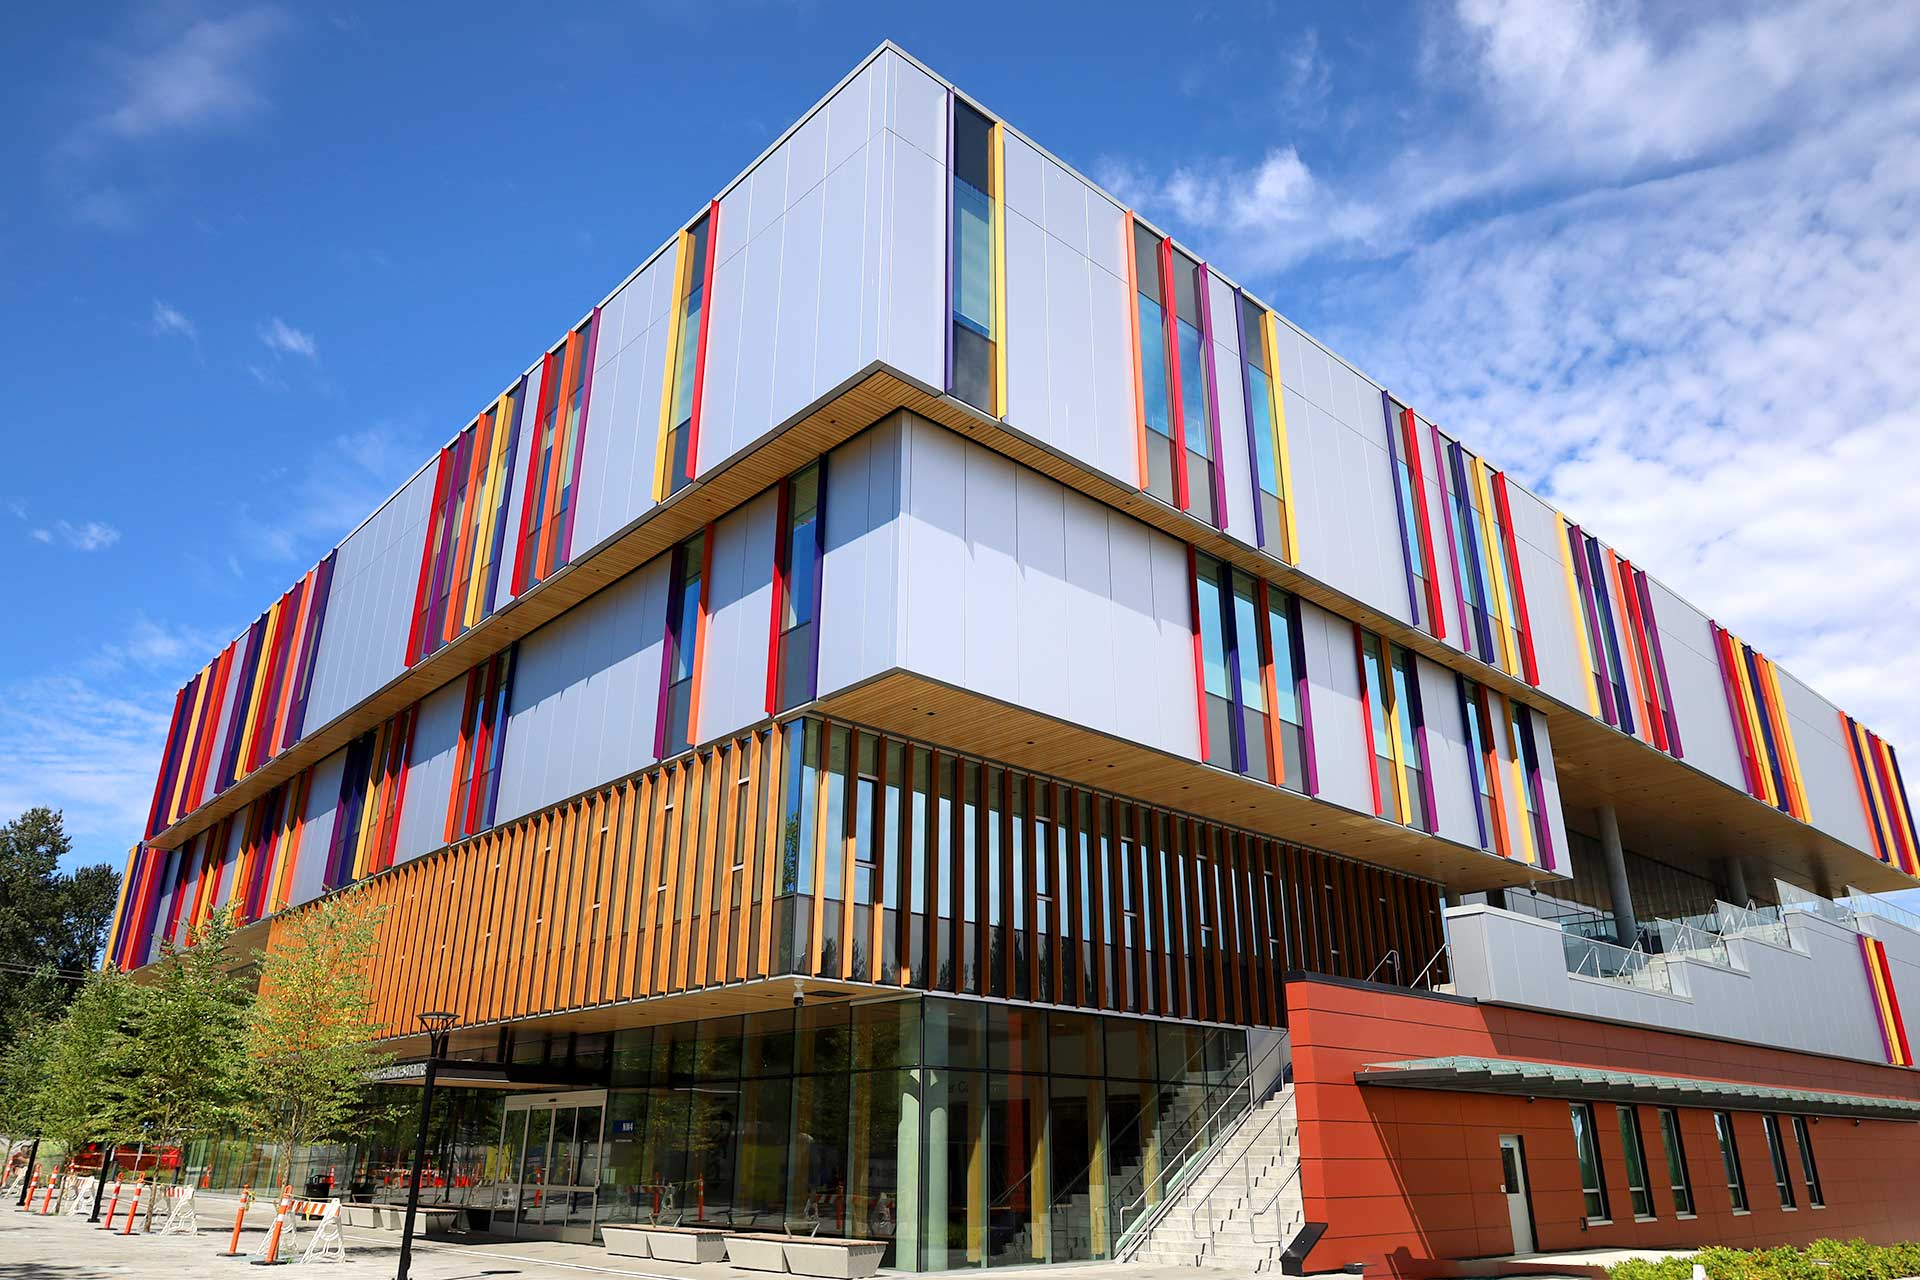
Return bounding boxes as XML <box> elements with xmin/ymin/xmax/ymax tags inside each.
<box><xmin>1122</xmin><ymin>1087</ymin><xmax>1302</xmax><ymax>1272</ymax></box>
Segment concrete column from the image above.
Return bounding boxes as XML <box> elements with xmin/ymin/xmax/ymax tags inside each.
<box><xmin>1596</xmin><ymin>805</ymin><xmax>1639</xmax><ymax>948</ymax></box>
<box><xmin>1722</xmin><ymin>856</ymin><xmax>1750</xmax><ymax>907</ymax></box>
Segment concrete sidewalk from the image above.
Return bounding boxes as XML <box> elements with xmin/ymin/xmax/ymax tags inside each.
<box><xmin>0</xmin><ymin>1199</ymin><xmax>1218</xmax><ymax>1280</ymax></box>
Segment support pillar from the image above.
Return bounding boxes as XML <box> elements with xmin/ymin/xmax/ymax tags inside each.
<box><xmin>1723</xmin><ymin>856</ymin><xmax>1750</xmax><ymax>908</ymax></box>
<box><xmin>1596</xmin><ymin>805</ymin><xmax>1638</xmax><ymax>948</ymax></box>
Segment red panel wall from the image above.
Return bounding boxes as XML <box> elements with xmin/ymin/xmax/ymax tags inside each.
<box><xmin>1289</xmin><ymin>978</ymin><xmax>1920</xmax><ymax>1275</ymax></box>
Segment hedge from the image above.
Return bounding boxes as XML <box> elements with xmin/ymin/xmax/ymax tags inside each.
<box><xmin>1611</xmin><ymin>1240</ymin><xmax>1920</xmax><ymax>1280</ymax></box>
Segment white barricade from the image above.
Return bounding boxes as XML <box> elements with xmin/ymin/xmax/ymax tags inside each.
<box><xmin>297</xmin><ymin>1200</ymin><xmax>347</xmax><ymax>1264</ymax></box>
<box><xmin>158</xmin><ymin>1184</ymin><xmax>197</xmax><ymax>1236</ymax></box>
<box><xmin>67</xmin><ymin>1176</ymin><xmax>99</xmax><ymax>1218</ymax></box>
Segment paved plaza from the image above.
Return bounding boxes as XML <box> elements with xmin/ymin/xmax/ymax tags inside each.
<box><xmin>0</xmin><ymin>1194</ymin><xmax>1241</xmax><ymax>1280</ymax></box>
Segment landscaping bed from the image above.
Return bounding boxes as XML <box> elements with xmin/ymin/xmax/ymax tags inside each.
<box><xmin>1612</xmin><ymin>1240</ymin><xmax>1920</xmax><ymax>1280</ymax></box>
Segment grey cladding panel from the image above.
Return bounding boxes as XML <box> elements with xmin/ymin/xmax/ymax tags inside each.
<box><xmin>816</xmin><ymin>421</ymin><xmax>904</xmax><ymax>698</ymax></box>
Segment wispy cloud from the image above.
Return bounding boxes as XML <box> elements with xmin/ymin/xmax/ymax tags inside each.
<box><xmin>88</xmin><ymin>7</ymin><xmax>291</xmax><ymax>143</ymax></box>
<box><xmin>1104</xmin><ymin>0</ymin><xmax>1920</xmax><ymax>275</ymax></box>
<box><xmin>0</xmin><ymin>617</ymin><xmax>235</xmax><ymax>868</ymax></box>
<box><xmin>1108</xmin><ymin>0</ymin><xmax>1920</xmax><ymax>760</ymax></box>
<box><xmin>258</xmin><ymin>316</ymin><xmax>317</xmax><ymax>359</ymax></box>
<box><xmin>30</xmin><ymin>520</ymin><xmax>122</xmax><ymax>551</ymax></box>
<box><xmin>149</xmin><ymin>298</ymin><xmax>198</xmax><ymax>344</ymax></box>
<box><xmin>50</xmin><ymin>7</ymin><xmax>293</xmax><ymax>228</ymax></box>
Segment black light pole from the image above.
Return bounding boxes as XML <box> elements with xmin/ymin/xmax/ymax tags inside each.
<box><xmin>88</xmin><ymin>1144</ymin><xmax>117</xmax><ymax>1223</ymax></box>
<box><xmin>395</xmin><ymin>1010</ymin><xmax>455</xmax><ymax>1280</ymax></box>
<box><xmin>14</xmin><ymin>1138</ymin><xmax>39</xmax><ymax>1206</ymax></box>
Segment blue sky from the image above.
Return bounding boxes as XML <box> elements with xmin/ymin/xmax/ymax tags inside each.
<box><xmin>3</xmin><ymin>1</ymin><xmax>1917</xmax><ymax>896</ymax></box>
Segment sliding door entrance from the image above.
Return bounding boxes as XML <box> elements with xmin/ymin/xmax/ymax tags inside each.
<box><xmin>497</xmin><ymin>1091</ymin><xmax>606</xmax><ymax>1241</ymax></box>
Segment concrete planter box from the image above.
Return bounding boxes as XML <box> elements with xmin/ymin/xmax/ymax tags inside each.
<box><xmin>339</xmin><ymin>1203</ymin><xmax>459</xmax><ymax>1234</ymax></box>
<box><xmin>724</xmin><ymin>1234</ymin><xmax>791</xmax><ymax>1272</ymax></box>
<box><xmin>644</xmin><ymin>1226</ymin><xmax>727</xmax><ymax>1263</ymax></box>
<box><xmin>599</xmin><ymin>1224</ymin><xmax>651</xmax><ymax>1258</ymax></box>
<box><xmin>783</xmin><ymin>1239</ymin><xmax>885</xmax><ymax>1278</ymax></box>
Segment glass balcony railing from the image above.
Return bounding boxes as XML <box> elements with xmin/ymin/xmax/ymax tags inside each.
<box><xmin>1561</xmin><ymin>932</ymin><xmax>1673</xmax><ymax>993</ymax></box>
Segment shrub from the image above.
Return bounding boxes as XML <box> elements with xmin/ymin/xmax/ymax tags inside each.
<box><xmin>1609</xmin><ymin>1241</ymin><xmax>1920</xmax><ymax>1280</ymax></box>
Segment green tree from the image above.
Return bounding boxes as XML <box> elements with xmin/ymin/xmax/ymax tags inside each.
<box><xmin>0</xmin><ymin>1017</ymin><xmax>52</xmax><ymax>1145</ymax></box>
<box><xmin>33</xmin><ymin>970</ymin><xmax>129</xmax><ymax>1197</ymax></box>
<box><xmin>105</xmin><ymin>908</ymin><xmax>252</xmax><ymax>1218</ymax></box>
<box><xmin>241</xmin><ymin>894</ymin><xmax>394</xmax><ymax>1186</ymax></box>
<box><xmin>0</xmin><ymin>808</ymin><xmax>120</xmax><ymax>1047</ymax></box>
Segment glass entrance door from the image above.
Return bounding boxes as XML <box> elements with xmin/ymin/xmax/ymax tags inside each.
<box><xmin>498</xmin><ymin>1092</ymin><xmax>607</xmax><ymax>1241</ymax></box>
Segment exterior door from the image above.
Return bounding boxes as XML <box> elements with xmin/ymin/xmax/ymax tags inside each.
<box><xmin>1498</xmin><ymin>1135</ymin><xmax>1535</xmax><ymax>1255</ymax></box>
<box><xmin>499</xmin><ymin>1091</ymin><xmax>608</xmax><ymax>1242</ymax></box>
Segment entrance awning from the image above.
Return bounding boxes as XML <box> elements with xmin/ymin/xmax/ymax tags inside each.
<box><xmin>1355</xmin><ymin>1055</ymin><xmax>1920</xmax><ymax>1122</ymax></box>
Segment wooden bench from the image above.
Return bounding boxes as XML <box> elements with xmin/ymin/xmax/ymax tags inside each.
<box><xmin>601</xmin><ymin>1222</ymin><xmax>727</xmax><ymax>1263</ymax></box>
<box><xmin>721</xmin><ymin>1233</ymin><xmax>886</xmax><ymax>1278</ymax></box>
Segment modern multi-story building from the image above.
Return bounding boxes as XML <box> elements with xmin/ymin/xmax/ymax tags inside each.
<box><xmin>101</xmin><ymin>43</ymin><xmax>1920</xmax><ymax>1275</ymax></box>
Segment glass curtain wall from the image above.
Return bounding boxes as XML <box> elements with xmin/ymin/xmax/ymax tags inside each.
<box><xmin>594</xmin><ymin>997</ymin><xmax>1246</xmax><ymax>1271</ymax></box>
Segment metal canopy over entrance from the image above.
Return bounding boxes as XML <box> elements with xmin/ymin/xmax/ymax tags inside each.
<box><xmin>1356</xmin><ymin>1056</ymin><xmax>1920</xmax><ymax>1121</ymax></box>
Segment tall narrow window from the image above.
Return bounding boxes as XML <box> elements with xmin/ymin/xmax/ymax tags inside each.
<box><xmin>1131</xmin><ymin>221</ymin><xmax>1178</xmax><ymax>505</ymax></box>
<box><xmin>659</xmin><ymin>210</ymin><xmax>715</xmax><ymax>498</ymax></box>
<box><xmin>1447</xmin><ymin>440</ymin><xmax>1495</xmax><ymax>662</ymax></box>
<box><xmin>1658</xmin><ymin>1109</ymin><xmax>1694</xmax><ymax>1216</ymax></box>
<box><xmin>1232</xmin><ymin>570</ymin><xmax>1269</xmax><ymax>783</ymax></box>
<box><xmin>1385</xmin><ymin>398</ymin><xmax>1428</xmax><ymax>624</ymax></box>
<box><xmin>1761</xmin><ymin>1115</ymin><xmax>1796</xmax><ymax>1208</ymax></box>
<box><xmin>1171</xmin><ymin>248</ymin><xmax>1217</xmax><ymax>524</ymax></box>
<box><xmin>660</xmin><ymin>531</ymin><xmax>708</xmax><ymax>755</ymax></box>
<box><xmin>1458</xmin><ymin>677</ymin><xmax>1501</xmax><ymax>855</ymax></box>
<box><xmin>446</xmin><ymin>647</ymin><xmax>515</xmax><ymax>842</ymax></box>
<box><xmin>768</xmin><ymin>464</ymin><xmax>824</xmax><ymax>713</ymax></box>
<box><xmin>1571</xmin><ymin>1102</ymin><xmax>1610</xmax><ymax>1222</ymax></box>
<box><xmin>1384</xmin><ymin>398</ymin><xmax>1442</xmax><ymax>637</ymax></box>
<box><xmin>1193</xmin><ymin>553</ymin><xmax>1235</xmax><ymax>765</ymax></box>
<box><xmin>1237</xmin><ymin>293</ymin><xmax>1295</xmax><ymax>560</ymax></box>
<box><xmin>1715</xmin><ymin>1112</ymin><xmax>1749</xmax><ymax>1211</ymax></box>
<box><xmin>1618</xmin><ymin>1106</ymin><xmax>1654</xmax><ymax>1219</ymax></box>
<box><xmin>1357</xmin><ymin>630</ymin><xmax>1429</xmax><ymax>831</ymax></box>
<box><xmin>516</xmin><ymin>314</ymin><xmax>596</xmax><ymax>593</ymax></box>
<box><xmin>1390</xmin><ymin>646</ymin><xmax>1430</xmax><ymax>831</ymax></box>
<box><xmin>1264</xmin><ymin>585</ymin><xmax>1312</xmax><ymax>794</ymax></box>
<box><xmin>950</xmin><ymin>100</ymin><xmax>1000</xmax><ymax>416</ymax></box>
<box><xmin>1789</xmin><ymin>1116</ymin><xmax>1822</xmax><ymax>1207</ymax></box>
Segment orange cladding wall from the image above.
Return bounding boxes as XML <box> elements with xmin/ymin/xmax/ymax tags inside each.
<box><xmin>1288</xmin><ymin>978</ymin><xmax>1920</xmax><ymax>1274</ymax></box>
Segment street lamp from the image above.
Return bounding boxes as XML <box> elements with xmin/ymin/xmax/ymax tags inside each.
<box><xmin>395</xmin><ymin>1010</ymin><xmax>456</xmax><ymax>1280</ymax></box>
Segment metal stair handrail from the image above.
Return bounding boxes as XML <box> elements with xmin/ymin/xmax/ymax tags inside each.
<box><xmin>1411</xmin><ymin>940</ymin><xmax>1450</xmax><ymax>989</ymax></box>
<box><xmin>1112</xmin><ymin>1033</ymin><xmax>1292</xmax><ymax>1260</ymax></box>
<box><xmin>1192</xmin><ymin>1083</ymin><xmax>1297</xmax><ymax>1245</ymax></box>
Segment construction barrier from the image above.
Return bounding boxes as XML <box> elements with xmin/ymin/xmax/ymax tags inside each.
<box><xmin>158</xmin><ymin>1184</ymin><xmax>197</xmax><ymax>1236</ymax></box>
<box><xmin>219</xmin><ymin>1186</ymin><xmax>254</xmax><ymax>1256</ymax></box>
<box><xmin>244</xmin><ymin>1192</ymin><xmax>344</xmax><ymax>1266</ymax></box>
<box><xmin>99</xmin><ymin>1177</ymin><xmax>124</xmax><ymax>1230</ymax></box>
<box><xmin>66</xmin><ymin>1176</ymin><xmax>99</xmax><ymax>1218</ymax></box>
<box><xmin>298</xmin><ymin>1200</ymin><xmax>347</xmax><ymax>1265</ymax></box>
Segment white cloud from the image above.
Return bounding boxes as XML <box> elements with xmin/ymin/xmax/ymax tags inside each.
<box><xmin>257</xmin><ymin>316</ymin><xmax>317</xmax><ymax>359</ymax></box>
<box><xmin>1107</xmin><ymin>0</ymin><xmax>1920</xmax><ymax>274</ymax></box>
<box><xmin>1321</xmin><ymin>78</ymin><xmax>1920</xmax><ymax>754</ymax></box>
<box><xmin>50</xmin><ymin>8</ymin><xmax>291</xmax><ymax>229</ymax></box>
<box><xmin>0</xmin><ymin>673</ymin><xmax>175</xmax><ymax>865</ymax></box>
<box><xmin>92</xmin><ymin>7</ymin><xmax>290</xmax><ymax>142</ymax></box>
<box><xmin>28</xmin><ymin>520</ymin><xmax>121</xmax><ymax>551</ymax></box>
<box><xmin>1107</xmin><ymin>0</ymin><xmax>1920</xmax><ymax>761</ymax></box>
<box><xmin>150</xmin><ymin>299</ymin><xmax>198</xmax><ymax>343</ymax></box>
